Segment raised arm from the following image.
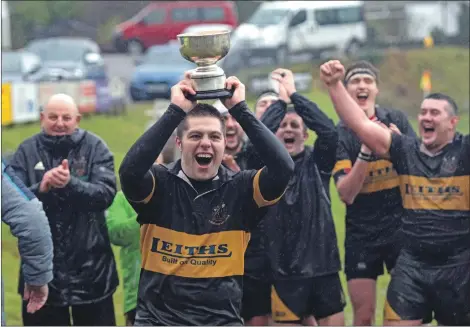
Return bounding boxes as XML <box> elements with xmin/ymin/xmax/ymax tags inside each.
<box><xmin>290</xmin><ymin>92</ymin><xmax>338</xmax><ymax>173</ymax></box>
<box><xmin>119</xmin><ymin>80</ymin><xmax>195</xmax><ymax>203</ymax></box>
<box><xmin>224</xmin><ymin>77</ymin><xmax>294</xmax><ymax>204</ymax></box>
<box><xmin>320</xmin><ymin>60</ymin><xmax>392</xmax><ymax>156</ymax></box>
<box><xmin>333</xmin><ymin>128</ymin><xmax>371</xmax><ymax>205</ymax></box>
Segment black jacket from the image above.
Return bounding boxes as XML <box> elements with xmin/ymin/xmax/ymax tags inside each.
<box><xmin>10</xmin><ymin>129</ymin><xmax>119</xmax><ymax>306</ymax></box>
<box><xmin>244</xmin><ymin>93</ymin><xmax>341</xmax><ymax>279</ymax></box>
<box><xmin>119</xmin><ymin>102</ymin><xmax>294</xmax><ymax>325</ymax></box>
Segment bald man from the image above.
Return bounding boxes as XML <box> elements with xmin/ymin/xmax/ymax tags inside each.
<box><xmin>10</xmin><ymin>94</ymin><xmax>119</xmax><ymax>326</ymax></box>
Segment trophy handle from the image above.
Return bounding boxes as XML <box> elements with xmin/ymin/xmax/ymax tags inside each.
<box><xmin>185</xmin><ymin>87</ymin><xmax>234</xmax><ymax>101</ymax></box>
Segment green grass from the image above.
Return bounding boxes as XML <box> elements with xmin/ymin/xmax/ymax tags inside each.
<box><xmin>2</xmin><ymin>91</ymin><xmax>469</xmax><ymax>326</ymax></box>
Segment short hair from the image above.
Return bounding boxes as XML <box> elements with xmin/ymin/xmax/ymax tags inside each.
<box><xmin>285</xmin><ymin>107</ymin><xmax>308</xmax><ymax>132</ymax></box>
<box><xmin>255</xmin><ymin>90</ymin><xmax>279</xmax><ymax>112</ymax></box>
<box><xmin>344</xmin><ymin>60</ymin><xmax>380</xmax><ymax>85</ymax></box>
<box><xmin>176</xmin><ymin>103</ymin><xmax>226</xmax><ymax>138</ymax></box>
<box><xmin>424</xmin><ymin>92</ymin><xmax>459</xmax><ymax>116</ymax></box>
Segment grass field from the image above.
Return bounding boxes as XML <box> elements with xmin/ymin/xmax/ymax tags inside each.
<box><xmin>2</xmin><ymin>90</ymin><xmax>469</xmax><ymax>326</ymax></box>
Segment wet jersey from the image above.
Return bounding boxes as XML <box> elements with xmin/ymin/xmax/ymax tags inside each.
<box><xmin>266</xmin><ymin>147</ymin><xmax>341</xmax><ymax>279</ymax></box>
<box><xmin>333</xmin><ymin>107</ymin><xmax>416</xmax><ymax>244</ymax></box>
<box><xmin>389</xmin><ymin>132</ymin><xmax>470</xmax><ymax>263</ymax></box>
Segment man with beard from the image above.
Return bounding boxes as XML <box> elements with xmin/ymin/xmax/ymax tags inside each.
<box><xmin>332</xmin><ymin>61</ymin><xmax>417</xmax><ymax>326</ymax></box>
<box><xmin>249</xmin><ymin>68</ymin><xmax>345</xmax><ymax>326</ymax></box>
<box><xmin>10</xmin><ymin>93</ymin><xmax>118</xmax><ymax>326</ymax></box>
<box><xmin>119</xmin><ymin>74</ymin><xmax>294</xmax><ymax>326</ymax></box>
<box><xmin>321</xmin><ymin>60</ymin><xmax>470</xmax><ymax>326</ymax></box>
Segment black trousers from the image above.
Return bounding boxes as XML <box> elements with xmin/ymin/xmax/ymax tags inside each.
<box><xmin>22</xmin><ymin>295</ymin><xmax>116</xmax><ymax>326</ymax></box>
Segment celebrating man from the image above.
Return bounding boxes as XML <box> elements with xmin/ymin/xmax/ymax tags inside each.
<box><xmin>333</xmin><ymin>61</ymin><xmax>416</xmax><ymax>325</ymax></box>
<box><xmin>119</xmin><ymin>74</ymin><xmax>294</xmax><ymax>326</ymax></box>
<box><xmin>321</xmin><ymin>60</ymin><xmax>470</xmax><ymax>326</ymax></box>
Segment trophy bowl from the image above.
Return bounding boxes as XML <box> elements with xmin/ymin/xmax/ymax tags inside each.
<box><xmin>177</xmin><ymin>30</ymin><xmax>233</xmax><ymax>100</ymax></box>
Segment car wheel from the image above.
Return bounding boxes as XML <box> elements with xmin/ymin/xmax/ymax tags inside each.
<box><xmin>127</xmin><ymin>39</ymin><xmax>145</xmax><ymax>56</ymax></box>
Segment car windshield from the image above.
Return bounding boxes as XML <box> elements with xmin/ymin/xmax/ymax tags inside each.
<box><xmin>2</xmin><ymin>53</ymin><xmax>22</xmax><ymax>73</ymax></box>
<box><xmin>27</xmin><ymin>40</ymin><xmax>88</xmax><ymax>62</ymax></box>
<box><xmin>143</xmin><ymin>48</ymin><xmax>194</xmax><ymax>66</ymax></box>
<box><xmin>247</xmin><ymin>8</ymin><xmax>289</xmax><ymax>26</ymax></box>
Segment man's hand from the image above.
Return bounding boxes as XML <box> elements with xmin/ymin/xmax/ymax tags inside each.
<box><xmin>39</xmin><ymin>172</ymin><xmax>52</xmax><ymax>193</ymax></box>
<box><xmin>223</xmin><ymin>76</ymin><xmax>245</xmax><ymax>109</ymax></box>
<box><xmin>320</xmin><ymin>60</ymin><xmax>345</xmax><ymax>86</ymax></box>
<box><xmin>24</xmin><ymin>283</ymin><xmax>49</xmax><ymax>314</ymax></box>
<box><xmin>223</xmin><ymin>154</ymin><xmax>241</xmax><ymax>172</ymax></box>
<box><xmin>389</xmin><ymin>123</ymin><xmax>402</xmax><ymax>135</ymax></box>
<box><xmin>48</xmin><ymin>160</ymin><xmax>71</xmax><ymax>188</ymax></box>
<box><xmin>271</xmin><ymin>68</ymin><xmax>296</xmax><ymax>97</ymax></box>
<box><xmin>170</xmin><ymin>72</ymin><xmax>197</xmax><ymax>113</ymax></box>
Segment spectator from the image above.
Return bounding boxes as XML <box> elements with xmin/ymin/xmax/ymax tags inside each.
<box><xmin>106</xmin><ymin>192</ymin><xmax>140</xmax><ymax>326</ymax></box>
<box><xmin>9</xmin><ymin>93</ymin><xmax>119</xmax><ymax>326</ymax></box>
<box><xmin>1</xmin><ymin>160</ymin><xmax>53</xmax><ymax>325</ymax></box>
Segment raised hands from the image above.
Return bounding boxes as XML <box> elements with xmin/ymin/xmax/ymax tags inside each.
<box><xmin>320</xmin><ymin>60</ymin><xmax>345</xmax><ymax>86</ymax></box>
<box><xmin>271</xmin><ymin>68</ymin><xmax>296</xmax><ymax>99</ymax></box>
<box><xmin>223</xmin><ymin>76</ymin><xmax>246</xmax><ymax>110</ymax></box>
<box><xmin>171</xmin><ymin>71</ymin><xmax>197</xmax><ymax>113</ymax></box>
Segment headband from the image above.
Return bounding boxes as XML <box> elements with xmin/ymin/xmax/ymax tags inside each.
<box><xmin>344</xmin><ymin>68</ymin><xmax>377</xmax><ymax>85</ymax></box>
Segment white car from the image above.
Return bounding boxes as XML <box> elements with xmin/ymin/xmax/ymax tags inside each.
<box><xmin>182</xmin><ymin>24</ymin><xmax>234</xmax><ymax>34</ymax></box>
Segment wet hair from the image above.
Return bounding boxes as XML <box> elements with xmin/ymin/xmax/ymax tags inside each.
<box><xmin>176</xmin><ymin>103</ymin><xmax>226</xmax><ymax>138</ymax></box>
<box><xmin>343</xmin><ymin>61</ymin><xmax>379</xmax><ymax>85</ymax></box>
<box><xmin>424</xmin><ymin>92</ymin><xmax>458</xmax><ymax>116</ymax></box>
<box><xmin>255</xmin><ymin>89</ymin><xmax>279</xmax><ymax>112</ymax></box>
<box><xmin>285</xmin><ymin>107</ymin><xmax>308</xmax><ymax>132</ymax></box>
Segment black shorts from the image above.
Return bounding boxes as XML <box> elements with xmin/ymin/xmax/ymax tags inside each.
<box><xmin>271</xmin><ymin>273</ymin><xmax>346</xmax><ymax>323</ymax></box>
<box><xmin>385</xmin><ymin>250</ymin><xmax>470</xmax><ymax>326</ymax></box>
<box><xmin>241</xmin><ymin>275</ymin><xmax>271</xmax><ymax>321</ymax></box>
<box><xmin>345</xmin><ymin>240</ymin><xmax>400</xmax><ymax>280</ymax></box>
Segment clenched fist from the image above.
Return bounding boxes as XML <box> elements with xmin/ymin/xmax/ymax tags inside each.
<box><xmin>320</xmin><ymin>60</ymin><xmax>345</xmax><ymax>86</ymax></box>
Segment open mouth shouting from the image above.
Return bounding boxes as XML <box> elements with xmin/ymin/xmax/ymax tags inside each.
<box><xmin>421</xmin><ymin>123</ymin><xmax>436</xmax><ymax>140</ymax></box>
<box><xmin>283</xmin><ymin>136</ymin><xmax>296</xmax><ymax>150</ymax></box>
<box><xmin>356</xmin><ymin>92</ymin><xmax>369</xmax><ymax>106</ymax></box>
<box><xmin>195</xmin><ymin>153</ymin><xmax>213</xmax><ymax>168</ymax></box>
<box><xmin>226</xmin><ymin>129</ymin><xmax>238</xmax><ymax>146</ymax></box>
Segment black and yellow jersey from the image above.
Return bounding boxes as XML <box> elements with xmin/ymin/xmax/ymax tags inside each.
<box><xmin>132</xmin><ymin>161</ymin><xmax>280</xmax><ymax>326</ymax></box>
<box><xmin>389</xmin><ymin>132</ymin><xmax>470</xmax><ymax>262</ymax></box>
<box><xmin>333</xmin><ymin>107</ymin><xmax>417</xmax><ymax>244</ymax></box>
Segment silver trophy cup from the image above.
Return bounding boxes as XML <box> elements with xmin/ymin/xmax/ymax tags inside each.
<box><xmin>177</xmin><ymin>30</ymin><xmax>233</xmax><ymax>100</ymax></box>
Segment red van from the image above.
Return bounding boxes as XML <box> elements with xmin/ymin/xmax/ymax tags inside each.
<box><xmin>113</xmin><ymin>1</ymin><xmax>238</xmax><ymax>54</ymax></box>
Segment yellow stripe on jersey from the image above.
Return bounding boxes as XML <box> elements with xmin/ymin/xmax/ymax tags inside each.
<box><xmin>333</xmin><ymin>159</ymin><xmax>352</xmax><ymax>176</ymax></box>
<box><xmin>141</xmin><ymin>225</ymin><xmax>250</xmax><ymax>278</ymax></box>
<box><xmin>253</xmin><ymin>168</ymin><xmax>285</xmax><ymax>208</ymax></box>
<box><xmin>384</xmin><ymin>300</ymin><xmax>403</xmax><ymax>321</ymax></box>
<box><xmin>400</xmin><ymin>175</ymin><xmax>470</xmax><ymax>211</ymax></box>
<box><xmin>359</xmin><ymin>159</ymin><xmax>400</xmax><ymax>194</ymax></box>
<box><xmin>271</xmin><ymin>286</ymin><xmax>300</xmax><ymax>322</ymax></box>
<box><xmin>128</xmin><ymin>170</ymin><xmax>156</xmax><ymax>204</ymax></box>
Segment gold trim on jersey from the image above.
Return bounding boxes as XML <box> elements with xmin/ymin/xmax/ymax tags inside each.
<box><xmin>384</xmin><ymin>300</ymin><xmax>402</xmax><ymax>321</ymax></box>
<box><xmin>400</xmin><ymin>175</ymin><xmax>470</xmax><ymax>211</ymax></box>
<box><xmin>253</xmin><ymin>168</ymin><xmax>285</xmax><ymax>207</ymax></box>
<box><xmin>271</xmin><ymin>286</ymin><xmax>300</xmax><ymax>322</ymax></box>
<box><xmin>128</xmin><ymin>171</ymin><xmax>156</xmax><ymax>204</ymax></box>
<box><xmin>333</xmin><ymin>159</ymin><xmax>352</xmax><ymax>176</ymax></box>
<box><xmin>359</xmin><ymin>159</ymin><xmax>400</xmax><ymax>194</ymax></box>
<box><xmin>141</xmin><ymin>225</ymin><xmax>250</xmax><ymax>278</ymax></box>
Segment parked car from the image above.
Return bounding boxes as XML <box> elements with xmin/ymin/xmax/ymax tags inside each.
<box><xmin>182</xmin><ymin>23</ymin><xmax>234</xmax><ymax>34</ymax></box>
<box><xmin>25</xmin><ymin>37</ymin><xmax>107</xmax><ymax>81</ymax></box>
<box><xmin>113</xmin><ymin>1</ymin><xmax>238</xmax><ymax>55</ymax></box>
<box><xmin>2</xmin><ymin>50</ymin><xmax>45</xmax><ymax>83</ymax></box>
<box><xmin>129</xmin><ymin>43</ymin><xmax>196</xmax><ymax>101</ymax></box>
